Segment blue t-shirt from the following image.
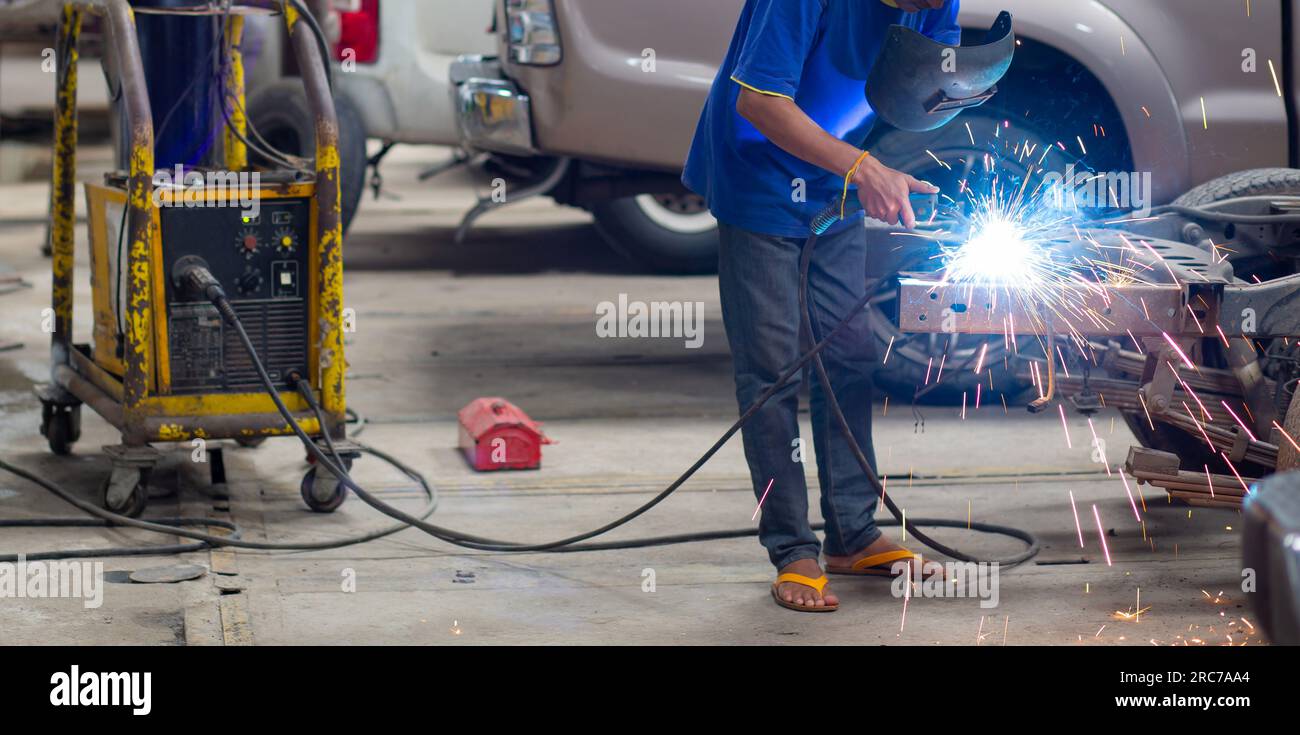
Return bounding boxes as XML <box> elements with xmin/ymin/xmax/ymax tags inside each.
<box><xmin>683</xmin><ymin>0</ymin><xmax>961</xmax><ymax>238</ymax></box>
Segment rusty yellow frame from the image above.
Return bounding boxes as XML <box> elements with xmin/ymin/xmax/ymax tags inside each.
<box><xmin>49</xmin><ymin>0</ymin><xmax>345</xmax><ymax>445</ymax></box>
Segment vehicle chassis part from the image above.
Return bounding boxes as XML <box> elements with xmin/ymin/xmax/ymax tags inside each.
<box><xmin>894</xmin><ymin>203</ymin><xmax>1300</xmax><ymax>504</ymax></box>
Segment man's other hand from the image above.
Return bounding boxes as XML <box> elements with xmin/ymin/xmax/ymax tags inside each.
<box><xmin>894</xmin><ymin>0</ymin><xmax>946</xmax><ymax>12</ymax></box>
<box><xmin>853</xmin><ymin>155</ymin><xmax>938</xmax><ymax>229</ymax></box>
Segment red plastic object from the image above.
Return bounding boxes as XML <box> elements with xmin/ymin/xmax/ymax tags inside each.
<box><xmin>458</xmin><ymin>398</ymin><xmax>552</xmax><ymax>472</ymax></box>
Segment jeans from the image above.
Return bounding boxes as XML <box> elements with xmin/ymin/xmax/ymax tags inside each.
<box><xmin>717</xmin><ymin>222</ymin><xmax>882</xmax><ymax>570</ymax></box>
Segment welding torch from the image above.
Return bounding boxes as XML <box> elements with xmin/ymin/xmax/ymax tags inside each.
<box><xmin>811</xmin><ymin>191</ymin><xmax>942</xmax><ymax>235</ymax></box>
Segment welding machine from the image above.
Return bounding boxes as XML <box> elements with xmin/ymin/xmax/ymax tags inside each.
<box><xmin>38</xmin><ymin>0</ymin><xmax>353</xmax><ymax>517</ymax></box>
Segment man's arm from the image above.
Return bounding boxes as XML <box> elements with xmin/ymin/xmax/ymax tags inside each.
<box><xmin>737</xmin><ymin>89</ymin><xmax>937</xmax><ymax>229</ymax></box>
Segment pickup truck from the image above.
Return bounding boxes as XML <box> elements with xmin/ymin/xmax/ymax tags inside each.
<box><xmin>243</xmin><ymin>0</ymin><xmax>496</xmax><ymax>233</ymax></box>
<box><xmin>453</xmin><ymin>0</ymin><xmax>1299</xmax><ymax>396</ymax></box>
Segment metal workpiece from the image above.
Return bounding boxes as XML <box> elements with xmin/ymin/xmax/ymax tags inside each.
<box><xmin>1220</xmin><ymin>274</ymin><xmax>1300</xmax><ymax>338</ymax></box>
<box><xmin>894</xmin><ymin>208</ymin><xmax>1300</xmax><ymax>496</ymax></box>
<box><xmin>900</xmin><ymin>251</ymin><xmax>1300</xmax><ymax>342</ymax></box>
<box><xmin>1126</xmin><ymin>447</ymin><xmax>1257</xmax><ymax>509</ymax></box>
<box><xmin>897</xmin><ymin>276</ymin><xmax>1190</xmax><ymax>338</ymax></box>
<box><xmin>894</xmin><ymin>222</ymin><xmax>1300</xmax><ymax>342</ymax></box>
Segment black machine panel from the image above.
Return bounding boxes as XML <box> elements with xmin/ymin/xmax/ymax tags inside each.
<box><xmin>161</xmin><ymin>198</ymin><xmax>311</xmax><ymax>393</ymax></box>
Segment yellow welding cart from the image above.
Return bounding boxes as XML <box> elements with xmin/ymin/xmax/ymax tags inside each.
<box><xmin>39</xmin><ymin>0</ymin><xmax>354</xmax><ymax>516</ymax></box>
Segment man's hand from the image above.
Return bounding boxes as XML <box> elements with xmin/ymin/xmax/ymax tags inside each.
<box><xmin>893</xmin><ymin>0</ymin><xmax>946</xmax><ymax>12</ymax></box>
<box><xmin>853</xmin><ymin>154</ymin><xmax>938</xmax><ymax>229</ymax></box>
<box><xmin>733</xmin><ymin>89</ymin><xmax>939</xmax><ymax>229</ymax></box>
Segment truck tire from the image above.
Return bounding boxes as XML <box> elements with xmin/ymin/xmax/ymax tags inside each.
<box><xmin>1173</xmin><ymin>168</ymin><xmax>1300</xmax><ymax>207</ymax></box>
<box><xmin>592</xmin><ymin>194</ymin><xmax>719</xmax><ymax>275</ymax></box>
<box><xmin>246</xmin><ymin>79</ymin><xmax>367</xmax><ymax>235</ymax></box>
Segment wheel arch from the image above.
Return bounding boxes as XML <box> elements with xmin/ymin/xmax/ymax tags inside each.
<box><xmin>958</xmin><ymin>0</ymin><xmax>1188</xmax><ymax>201</ymax></box>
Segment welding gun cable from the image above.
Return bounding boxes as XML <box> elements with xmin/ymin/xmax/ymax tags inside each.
<box><xmin>1</xmin><ymin>283</ymin><xmax>874</xmax><ymax>558</ymax></box>
<box><xmin>253</xmin><ymin>235</ymin><xmax>1035</xmax><ymax>558</ymax></box>
<box><xmin>798</xmin><ymin>235</ymin><xmax>1039</xmax><ymax>566</ymax></box>
<box><xmin>253</xmin><ymin>290</ymin><xmax>873</xmax><ymax>551</ymax></box>
<box><xmin>224</xmin><ymin>228</ymin><xmax>1033</xmax><ymax>556</ymax></box>
<box><xmin>0</xmin><ymin>441</ymin><xmax>1037</xmax><ymax>560</ymax></box>
<box><xmin>289</xmin><ymin>336</ymin><xmax>1038</xmax><ymax>555</ymax></box>
<box><xmin>1</xmin><ymin>253</ymin><xmax>1035</xmax><ymax>561</ymax></box>
<box><xmin>504</xmin><ymin>518</ymin><xmax>1036</xmax><ymax>553</ymax></box>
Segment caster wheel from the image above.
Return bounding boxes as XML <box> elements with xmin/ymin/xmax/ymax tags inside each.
<box><xmin>101</xmin><ymin>469</ymin><xmax>149</xmax><ymax>518</ymax></box>
<box><xmin>41</xmin><ymin>403</ymin><xmax>80</xmax><ymax>456</ymax></box>
<box><xmin>235</xmin><ymin>436</ymin><xmax>268</xmax><ymax>449</ymax></box>
<box><xmin>300</xmin><ymin>457</ymin><xmax>352</xmax><ymax>513</ymax></box>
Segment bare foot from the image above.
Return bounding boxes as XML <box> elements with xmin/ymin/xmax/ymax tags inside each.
<box><xmin>825</xmin><ymin>536</ymin><xmax>944</xmax><ymax>579</ymax></box>
<box><xmin>774</xmin><ymin>558</ymin><xmax>840</xmax><ymax>608</ymax></box>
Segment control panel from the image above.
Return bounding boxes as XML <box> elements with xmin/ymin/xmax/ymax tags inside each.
<box><xmin>162</xmin><ymin>198</ymin><xmax>311</xmax><ymax>393</ymax></box>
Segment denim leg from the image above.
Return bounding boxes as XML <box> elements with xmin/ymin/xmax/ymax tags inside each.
<box><xmin>804</xmin><ymin>223</ymin><xmax>883</xmax><ymax>557</ymax></box>
<box><xmin>717</xmin><ymin>223</ymin><xmax>821</xmax><ymax>570</ymax></box>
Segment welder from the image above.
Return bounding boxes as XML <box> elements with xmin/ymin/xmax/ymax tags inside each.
<box><xmin>682</xmin><ymin>0</ymin><xmax>1014</xmax><ymax>612</ymax></box>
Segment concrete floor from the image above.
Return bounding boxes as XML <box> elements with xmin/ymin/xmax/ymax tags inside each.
<box><xmin>0</xmin><ymin>146</ymin><xmax>1261</xmax><ymax>645</ymax></box>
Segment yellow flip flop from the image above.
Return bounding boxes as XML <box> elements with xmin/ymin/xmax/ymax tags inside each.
<box><xmin>826</xmin><ymin>549</ymin><xmax>927</xmax><ymax>577</ymax></box>
<box><xmin>770</xmin><ymin>572</ymin><xmax>838</xmax><ymax>613</ymax></box>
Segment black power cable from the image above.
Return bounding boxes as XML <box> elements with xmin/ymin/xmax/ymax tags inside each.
<box><xmin>2</xmin><ymin>237</ymin><xmax>1039</xmax><ymax>563</ymax></box>
<box><xmin>4</xmin><ymin>0</ymin><xmax>1041</xmax><ymax>565</ymax></box>
<box><xmin>217</xmin><ymin>236</ymin><xmax>1038</xmax><ymax>558</ymax></box>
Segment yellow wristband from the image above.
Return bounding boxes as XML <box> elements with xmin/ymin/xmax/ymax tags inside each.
<box><xmin>841</xmin><ymin>150</ymin><xmax>872</xmax><ymax>220</ymax></box>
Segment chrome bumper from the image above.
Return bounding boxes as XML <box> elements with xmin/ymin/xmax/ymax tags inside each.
<box><xmin>451</xmin><ymin>55</ymin><xmax>536</xmax><ymax>156</ymax></box>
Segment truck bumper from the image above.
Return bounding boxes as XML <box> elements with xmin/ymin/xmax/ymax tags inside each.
<box><xmin>451</xmin><ymin>55</ymin><xmax>537</xmax><ymax>156</ymax></box>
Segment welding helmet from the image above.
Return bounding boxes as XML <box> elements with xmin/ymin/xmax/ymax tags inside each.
<box><xmin>866</xmin><ymin>11</ymin><xmax>1015</xmax><ymax>132</ymax></box>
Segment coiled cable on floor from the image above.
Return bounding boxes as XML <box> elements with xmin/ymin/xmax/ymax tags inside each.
<box><xmin>226</xmin><ymin>232</ymin><xmax>1038</xmax><ymax>558</ymax></box>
